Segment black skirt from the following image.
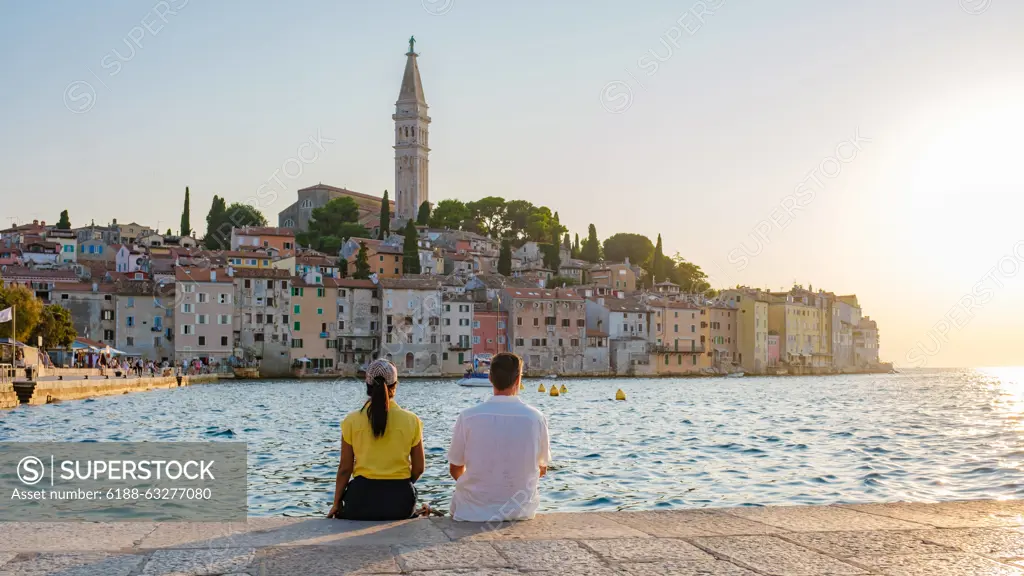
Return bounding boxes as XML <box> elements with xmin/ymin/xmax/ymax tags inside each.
<box><xmin>340</xmin><ymin>476</ymin><xmax>418</xmax><ymax>521</ymax></box>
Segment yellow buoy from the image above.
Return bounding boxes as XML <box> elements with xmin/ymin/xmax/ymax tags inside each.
<box><xmin>615</xmin><ymin>389</ymin><xmax>626</xmax><ymax>401</ymax></box>
<box><xmin>537</xmin><ymin>383</ymin><xmax>546</xmax><ymax>392</ymax></box>
<box><xmin>549</xmin><ymin>384</ymin><xmax>560</xmax><ymax>397</ymax></box>
<box><xmin>559</xmin><ymin>384</ymin><xmax>568</xmax><ymax>394</ymax></box>
<box><xmin>519</xmin><ymin>382</ymin><xmax>525</xmax><ymax>391</ymax></box>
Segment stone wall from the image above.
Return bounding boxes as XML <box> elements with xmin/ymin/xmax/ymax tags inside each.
<box><xmin>0</xmin><ymin>382</ymin><xmax>17</xmax><ymax>409</ymax></box>
<box><xmin>22</xmin><ymin>375</ymin><xmax>187</xmax><ymax>405</ymax></box>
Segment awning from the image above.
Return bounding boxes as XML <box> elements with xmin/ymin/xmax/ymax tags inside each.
<box><xmin>0</xmin><ymin>338</ymin><xmax>26</xmax><ymax>348</ymax></box>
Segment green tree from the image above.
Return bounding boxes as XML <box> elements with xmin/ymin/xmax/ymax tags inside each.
<box><xmin>498</xmin><ymin>239</ymin><xmax>512</xmax><ymax>276</ymax></box>
<box><xmin>417</xmin><ymin>201</ymin><xmax>431</xmax><ymax>226</ymax></box>
<box><xmin>670</xmin><ymin>254</ymin><xmax>711</xmax><ymax>294</ymax></box>
<box><xmin>34</xmin><ymin>304</ymin><xmax>76</xmax><ymax>349</ymax></box>
<box><xmin>338</xmin><ymin>258</ymin><xmax>349</xmax><ymax>278</ymax></box>
<box><xmin>562</xmin><ymin>233</ymin><xmax>571</xmax><ymax>252</ymax></box>
<box><xmin>353</xmin><ymin>241</ymin><xmax>371</xmax><ymax>280</ymax></box>
<box><xmin>402</xmin><ymin>220</ymin><xmax>421</xmax><ymax>274</ymax></box>
<box><xmin>296</xmin><ymin>197</ymin><xmax>367</xmax><ymax>254</ymax></box>
<box><xmin>429</xmin><ymin>199</ymin><xmax>471</xmax><ymax>230</ymax></box>
<box><xmin>540</xmin><ymin>243</ymin><xmax>561</xmax><ymax>272</ymax></box>
<box><xmin>203</xmin><ymin>200</ymin><xmax>268</xmax><ymax>250</ymax></box>
<box><xmin>572</xmin><ymin>233</ymin><xmax>580</xmax><ymax>259</ymax></box>
<box><xmin>379</xmin><ymin>190</ymin><xmax>390</xmax><ymax>239</ymax></box>
<box><xmin>580</xmin><ymin>224</ymin><xmax>601</xmax><ymax>263</ymax></box>
<box><xmin>502</xmin><ymin>199</ymin><xmax>534</xmax><ymax>240</ymax></box>
<box><xmin>0</xmin><ymin>284</ymin><xmax>43</xmax><ymax>342</ymax></box>
<box><xmin>180</xmin><ymin>186</ymin><xmax>192</xmax><ymax>237</ymax></box>
<box><xmin>651</xmin><ymin>234</ymin><xmax>665</xmax><ymax>282</ymax></box>
<box><xmin>57</xmin><ymin>210</ymin><xmax>71</xmax><ymax>230</ymax></box>
<box><xmin>603</xmin><ymin>233</ymin><xmax>654</xmax><ymax>265</ymax></box>
<box><xmin>467</xmin><ymin>196</ymin><xmax>508</xmax><ymax>238</ymax></box>
<box><xmin>166</xmin><ymin>229</ymin><xmax>172</xmax><ymax>235</ymax></box>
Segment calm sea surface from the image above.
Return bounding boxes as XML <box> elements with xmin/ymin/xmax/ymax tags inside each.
<box><xmin>2</xmin><ymin>368</ymin><xmax>1022</xmax><ymax>516</ymax></box>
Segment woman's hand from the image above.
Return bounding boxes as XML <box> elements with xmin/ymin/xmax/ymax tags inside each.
<box><xmin>327</xmin><ymin>503</ymin><xmax>342</xmax><ymax>519</ymax></box>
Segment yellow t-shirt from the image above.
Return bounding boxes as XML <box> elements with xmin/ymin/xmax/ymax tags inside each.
<box><xmin>341</xmin><ymin>401</ymin><xmax>423</xmax><ymax>480</ymax></box>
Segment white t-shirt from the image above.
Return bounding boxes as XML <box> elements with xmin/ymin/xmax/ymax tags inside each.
<box><xmin>448</xmin><ymin>395</ymin><xmax>551</xmax><ymax>522</ymax></box>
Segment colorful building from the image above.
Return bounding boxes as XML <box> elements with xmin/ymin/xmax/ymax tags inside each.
<box><xmin>230</xmin><ymin>226</ymin><xmax>296</xmax><ymax>258</ymax></box>
<box><xmin>379</xmin><ymin>276</ymin><xmax>444</xmax><ymax>376</ymax></box>
<box><xmin>503</xmin><ymin>287</ymin><xmax>586</xmax><ymax>376</ymax></box>
<box><xmin>174</xmin><ymin>267</ymin><xmax>234</xmax><ymax>364</ymax></box>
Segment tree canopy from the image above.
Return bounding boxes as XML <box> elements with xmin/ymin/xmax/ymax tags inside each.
<box><xmin>180</xmin><ymin>186</ymin><xmax>192</xmax><ymax>237</ymax></box>
<box><xmin>379</xmin><ymin>191</ymin><xmax>390</xmax><ymax>238</ymax></box>
<box><xmin>402</xmin><ymin>220</ymin><xmax>422</xmax><ymax>274</ymax></box>
<box><xmin>580</xmin><ymin>224</ymin><xmax>601</xmax><ymax>263</ymax></box>
<box><xmin>203</xmin><ymin>197</ymin><xmax>268</xmax><ymax>249</ymax></box>
<box><xmin>0</xmin><ymin>284</ymin><xmax>43</xmax><ymax>342</ymax></box>
<box><xmin>353</xmin><ymin>241</ymin><xmax>371</xmax><ymax>280</ymax></box>
<box><xmin>296</xmin><ymin>197</ymin><xmax>367</xmax><ymax>255</ymax></box>
<box><xmin>603</xmin><ymin>233</ymin><xmax>654</xmax><ymax>266</ymax></box>
<box><xmin>57</xmin><ymin>210</ymin><xmax>71</xmax><ymax>230</ymax></box>
<box><xmin>498</xmin><ymin>240</ymin><xmax>512</xmax><ymax>276</ymax></box>
<box><xmin>34</xmin><ymin>304</ymin><xmax>77</xmax><ymax>349</ymax></box>
<box><xmin>417</xmin><ymin>201</ymin><xmax>431</xmax><ymax>226</ymax></box>
<box><xmin>429</xmin><ymin>199</ymin><xmax>472</xmax><ymax>230</ymax></box>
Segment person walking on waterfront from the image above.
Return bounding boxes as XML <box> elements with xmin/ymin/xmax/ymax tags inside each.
<box><xmin>448</xmin><ymin>352</ymin><xmax>551</xmax><ymax>522</ymax></box>
<box><xmin>327</xmin><ymin>359</ymin><xmax>425</xmax><ymax>521</ymax></box>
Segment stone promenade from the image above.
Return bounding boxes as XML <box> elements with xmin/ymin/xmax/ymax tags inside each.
<box><xmin>1</xmin><ymin>499</ymin><xmax>1024</xmax><ymax>575</ymax></box>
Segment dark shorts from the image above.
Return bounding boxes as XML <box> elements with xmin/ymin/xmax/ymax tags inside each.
<box><xmin>340</xmin><ymin>476</ymin><xmax>418</xmax><ymax>521</ymax></box>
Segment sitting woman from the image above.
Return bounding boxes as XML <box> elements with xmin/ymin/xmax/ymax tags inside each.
<box><xmin>328</xmin><ymin>359</ymin><xmax>425</xmax><ymax>520</ymax></box>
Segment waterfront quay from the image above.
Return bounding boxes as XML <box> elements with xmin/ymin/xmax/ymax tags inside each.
<box><xmin>0</xmin><ymin>372</ymin><xmax>218</xmax><ymax>408</ymax></box>
<box><xmin>0</xmin><ymin>500</ymin><xmax>1022</xmax><ymax>575</ymax></box>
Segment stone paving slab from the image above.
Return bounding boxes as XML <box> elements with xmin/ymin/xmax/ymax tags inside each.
<box><xmin>691</xmin><ymin>534</ymin><xmax>869</xmax><ymax>575</ymax></box>
<box><xmin>600</xmin><ymin>509</ymin><xmax>787</xmax><ymax>537</ymax></box>
<box><xmin>779</xmin><ymin>529</ymin><xmax>956</xmax><ymax>558</ymax></box>
<box><xmin>579</xmin><ymin>537</ymin><xmax>714</xmax><ymax>562</ymax></box>
<box><xmin>140</xmin><ymin>547</ymin><xmax>257</xmax><ymax>575</ymax></box>
<box><xmin>440</xmin><ymin>512</ymin><xmax>649</xmax><ymax>541</ymax></box>
<box><xmin>725</xmin><ymin>504</ymin><xmax>931</xmax><ymax>532</ymax></box>
<box><xmin>0</xmin><ymin>552</ymin><xmax>144</xmax><ymax>576</ymax></box>
<box><xmin>257</xmin><ymin>545</ymin><xmax>400</xmax><ymax>575</ymax></box>
<box><xmin>141</xmin><ymin>518</ymin><xmax>449</xmax><ymax>549</ymax></box>
<box><xmin>843</xmin><ymin>500</ymin><xmax>1024</xmax><ymax>529</ymax></box>
<box><xmin>616</xmin><ymin>558</ymin><xmax>761</xmax><ymax>575</ymax></box>
<box><xmin>852</xmin><ymin>552</ymin><xmax>1024</xmax><ymax>575</ymax></box>
<box><xmin>911</xmin><ymin>527</ymin><xmax>1024</xmax><ymax>559</ymax></box>
<box><xmin>397</xmin><ymin>542</ymin><xmax>509</xmax><ymax>571</ymax></box>
<box><xmin>491</xmin><ymin>540</ymin><xmax>608</xmax><ymax>572</ymax></box>
<box><xmin>0</xmin><ymin>522</ymin><xmax>156</xmax><ymax>552</ymax></box>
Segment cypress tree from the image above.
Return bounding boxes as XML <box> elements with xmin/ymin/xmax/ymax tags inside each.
<box><xmin>572</xmin><ymin>233</ymin><xmax>580</xmax><ymax>258</ymax></box>
<box><xmin>581</xmin><ymin>224</ymin><xmax>601</xmax><ymax>263</ymax></box>
<box><xmin>180</xmin><ymin>186</ymin><xmax>192</xmax><ymax>237</ymax></box>
<box><xmin>498</xmin><ymin>239</ymin><xmax>512</xmax><ymax>276</ymax></box>
<box><xmin>402</xmin><ymin>220</ymin><xmax>421</xmax><ymax>274</ymax></box>
<box><xmin>353</xmin><ymin>242</ymin><xmax>371</xmax><ymax>280</ymax></box>
<box><xmin>417</xmin><ymin>201</ymin><xmax>431</xmax><ymax>226</ymax></box>
<box><xmin>379</xmin><ymin>190</ymin><xmax>391</xmax><ymax>239</ymax></box>
<box><xmin>57</xmin><ymin>210</ymin><xmax>71</xmax><ymax>230</ymax></box>
<box><xmin>652</xmin><ymin>233</ymin><xmax>664</xmax><ymax>282</ymax></box>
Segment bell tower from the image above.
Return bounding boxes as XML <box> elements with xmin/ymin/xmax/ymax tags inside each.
<box><xmin>394</xmin><ymin>36</ymin><xmax>430</xmax><ymax>224</ymax></box>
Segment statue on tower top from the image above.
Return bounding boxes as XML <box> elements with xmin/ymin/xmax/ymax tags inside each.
<box><xmin>408</xmin><ymin>35</ymin><xmax>416</xmax><ymax>54</ymax></box>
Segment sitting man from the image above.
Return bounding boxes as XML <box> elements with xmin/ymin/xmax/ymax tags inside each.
<box><xmin>448</xmin><ymin>352</ymin><xmax>551</xmax><ymax>522</ymax></box>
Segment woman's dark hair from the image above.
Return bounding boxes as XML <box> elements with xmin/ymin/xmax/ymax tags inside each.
<box><xmin>364</xmin><ymin>375</ymin><xmax>394</xmax><ymax>438</ymax></box>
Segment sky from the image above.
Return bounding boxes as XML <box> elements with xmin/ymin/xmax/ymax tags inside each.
<box><xmin>2</xmin><ymin>0</ymin><xmax>1024</xmax><ymax>368</ymax></box>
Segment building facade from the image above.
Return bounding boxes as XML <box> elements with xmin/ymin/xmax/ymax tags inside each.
<box><xmin>379</xmin><ymin>277</ymin><xmax>443</xmax><ymax>376</ymax></box>
<box><xmin>441</xmin><ymin>294</ymin><xmax>474</xmax><ymax>375</ymax></box>
<box><xmin>115</xmin><ymin>281</ymin><xmax>175</xmax><ymax>363</ymax></box>
<box><xmin>504</xmin><ymin>288</ymin><xmax>586</xmax><ymax>375</ymax></box>
<box><xmin>335</xmin><ymin>278</ymin><xmax>380</xmax><ymax>375</ymax></box>
<box><xmin>233</xmin><ymin>268</ymin><xmax>293</xmax><ymax>377</ymax></box>
<box><xmin>174</xmin><ymin>268</ymin><xmax>234</xmax><ymax>364</ymax></box>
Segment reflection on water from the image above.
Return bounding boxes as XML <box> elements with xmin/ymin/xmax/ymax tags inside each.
<box><xmin>1</xmin><ymin>368</ymin><xmax>1022</xmax><ymax>517</ymax></box>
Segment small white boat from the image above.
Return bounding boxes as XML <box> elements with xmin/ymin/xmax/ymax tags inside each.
<box><xmin>457</xmin><ymin>375</ymin><xmax>492</xmax><ymax>387</ymax></box>
<box><xmin>726</xmin><ymin>372</ymin><xmax>745</xmax><ymax>378</ymax></box>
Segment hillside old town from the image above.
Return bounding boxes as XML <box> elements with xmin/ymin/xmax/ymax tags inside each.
<box><xmin>0</xmin><ymin>40</ymin><xmax>883</xmax><ymax>379</ymax></box>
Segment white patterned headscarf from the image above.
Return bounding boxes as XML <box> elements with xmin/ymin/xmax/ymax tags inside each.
<box><xmin>365</xmin><ymin>359</ymin><xmax>398</xmax><ymax>387</ymax></box>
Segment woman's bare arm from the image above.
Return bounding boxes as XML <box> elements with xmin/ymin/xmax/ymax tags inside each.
<box><xmin>327</xmin><ymin>440</ymin><xmax>355</xmax><ymax>518</ymax></box>
<box><xmin>410</xmin><ymin>441</ymin><xmax>425</xmax><ymax>482</ymax></box>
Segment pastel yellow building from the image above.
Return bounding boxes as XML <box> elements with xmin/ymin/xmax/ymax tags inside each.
<box><xmin>720</xmin><ymin>288</ymin><xmax>770</xmax><ymax>374</ymax></box>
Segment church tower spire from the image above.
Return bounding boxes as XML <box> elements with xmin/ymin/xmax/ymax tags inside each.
<box><xmin>394</xmin><ymin>36</ymin><xmax>430</xmax><ymax>225</ymax></box>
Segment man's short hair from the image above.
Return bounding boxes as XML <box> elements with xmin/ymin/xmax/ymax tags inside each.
<box><xmin>489</xmin><ymin>353</ymin><xmax>522</xmax><ymax>391</ymax></box>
